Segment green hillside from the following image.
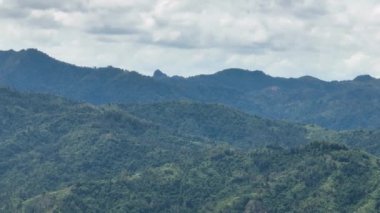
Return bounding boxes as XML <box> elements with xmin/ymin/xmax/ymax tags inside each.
<box><xmin>0</xmin><ymin>88</ymin><xmax>206</xmax><ymax>211</ymax></box>
<box><xmin>21</xmin><ymin>143</ymin><xmax>380</xmax><ymax>213</ymax></box>
<box><xmin>123</xmin><ymin>102</ymin><xmax>380</xmax><ymax>156</ymax></box>
<box><xmin>123</xmin><ymin>102</ymin><xmax>310</xmax><ymax>149</ymax></box>
<box><xmin>1</xmin><ymin>88</ymin><xmax>380</xmax><ymax>212</ymax></box>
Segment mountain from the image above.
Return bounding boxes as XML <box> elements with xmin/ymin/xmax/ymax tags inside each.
<box><xmin>0</xmin><ymin>87</ymin><xmax>297</xmax><ymax>210</ymax></box>
<box><xmin>0</xmin><ymin>87</ymin><xmax>209</xmax><ymax>211</ymax></box>
<box><xmin>0</xmin><ymin>49</ymin><xmax>181</xmax><ymax>104</ymax></box>
<box><xmin>2</xmin><ymin>87</ymin><xmax>380</xmax><ymax>212</ymax></box>
<box><xmin>1</xmin><ymin>49</ymin><xmax>380</xmax><ymax>130</ymax></box>
<box><xmin>153</xmin><ymin>69</ymin><xmax>169</xmax><ymax>79</ymax></box>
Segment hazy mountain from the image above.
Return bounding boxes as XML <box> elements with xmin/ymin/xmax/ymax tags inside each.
<box><xmin>2</xmin><ymin>49</ymin><xmax>380</xmax><ymax>130</ymax></box>
<box><xmin>0</xmin><ymin>49</ymin><xmax>181</xmax><ymax>104</ymax></box>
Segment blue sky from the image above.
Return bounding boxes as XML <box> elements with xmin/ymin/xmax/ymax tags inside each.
<box><xmin>1</xmin><ymin>0</ymin><xmax>380</xmax><ymax>80</ymax></box>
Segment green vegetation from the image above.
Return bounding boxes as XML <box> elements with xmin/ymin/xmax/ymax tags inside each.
<box><xmin>0</xmin><ymin>88</ymin><xmax>206</xmax><ymax>211</ymax></box>
<box><xmin>1</xmin><ymin>87</ymin><xmax>380</xmax><ymax>212</ymax></box>
<box><xmin>123</xmin><ymin>101</ymin><xmax>310</xmax><ymax>148</ymax></box>
<box><xmin>123</xmin><ymin>102</ymin><xmax>380</xmax><ymax>156</ymax></box>
<box><xmin>16</xmin><ymin>143</ymin><xmax>380</xmax><ymax>212</ymax></box>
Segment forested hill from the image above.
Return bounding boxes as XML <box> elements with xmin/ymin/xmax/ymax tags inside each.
<box><xmin>0</xmin><ymin>87</ymin><xmax>209</xmax><ymax>210</ymax></box>
<box><xmin>2</xmin><ymin>49</ymin><xmax>380</xmax><ymax>130</ymax></box>
<box><xmin>123</xmin><ymin>102</ymin><xmax>310</xmax><ymax>148</ymax></box>
<box><xmin>122</xmin><ymin>101</ymin><xmax>380</xmax><ymax>156</ymax></box>
<box><xmin>0</xmin><ymin>87</ymin><xmax>301</xmax><ymax>207</ymax></box>
<box><xmin>17</xmin><ymin>142</ymin><xmax>380</xmax><ymax>212</ymax></box>
<box><xmin>1</xmin><ymin>88</ymin><xmax>380</xmax><ymax>212</ymax></box>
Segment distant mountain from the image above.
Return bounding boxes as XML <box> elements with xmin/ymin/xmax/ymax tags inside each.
<box><xmin>2</xmin><ymin>49</ymin><xmax>380</xmax><ymax>130</ymax></box>
<box><xmin>153</xmin><ymin>69</ymin><xmax>169</xmax><ymax>79</ymax></box>
<box><xmin>0</xmin><ymin>49</ymin><xmax>181</xmax><ymax>104</ymax></box>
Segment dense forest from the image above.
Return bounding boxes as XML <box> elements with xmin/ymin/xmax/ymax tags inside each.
<box><xmin>21</xmin><ymin>143</ymin><xmax>380</xmax><ymax>212</ymax></box>
<box><xmin>1</xmin><ymin>87</ymin><xmax>380</xmax><ymax>212</ymax></box>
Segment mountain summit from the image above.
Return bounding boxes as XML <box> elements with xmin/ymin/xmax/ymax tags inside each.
<box><xmin>353</xmin><ymin>74</ymin><xmax>377</xmax><ymax>82</ymax></box>
<box><xmin>153</xmin><ymin>69</ymin><xmax>169</xmax><ymax>79</ymax></box>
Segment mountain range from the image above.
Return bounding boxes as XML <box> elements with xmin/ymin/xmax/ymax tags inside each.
<box><xmin>1</xmin><ymin>87</ymin><xmax>380</xmax><ymax>212</ymax></box>
<box><xmin>1</xmin><ymin>49</ymin><xmax>380</xmax><ymax>130</ymax></box>
<box><xmin>2</xmin><ymin>48</ymin><xmax>380</xmax><ymax>212</ymax></box>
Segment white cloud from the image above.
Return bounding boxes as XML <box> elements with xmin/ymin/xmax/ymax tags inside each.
<box><xmin>1</xmin><ymin>0</ymin><xmax>380</xmax><ymax>80</ymax></box>
<box><xmin>345</xmin><ymin>53</ymin><xmax>368</xmax><ymax>69</ymax></box>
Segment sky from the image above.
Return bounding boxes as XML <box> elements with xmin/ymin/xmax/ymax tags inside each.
<box><xmin>1</xmin><ymin>0</ymin><xmax>380</xmax><ymax>80</ymax></box>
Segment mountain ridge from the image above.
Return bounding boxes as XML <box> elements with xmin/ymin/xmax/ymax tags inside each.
<box><xmin>2</xmin><ymin>48</ymin><xmax>380</xmax><ymax>130</ymax></box>
<box><xmin>3</xmin><ymin>48</ymin><xmax>375</xmax><ymax>81</ymax></box>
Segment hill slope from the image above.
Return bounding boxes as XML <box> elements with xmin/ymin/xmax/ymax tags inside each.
<box><xmin>123</xmin><ymin>102</ymin><xmax>380</xmax><ymax>156</ymax></box>
<box><xmin>21</xmin><ymin>143</ymin><xmax>380</xmax><ymax>213</ymax></box>
<box><xmin>0</xmin><ymin>88</ymin><xmax>206</xmax><ymax>210</ymax></box>
<box><xmin>123</xmin><ymin>102</ymin><xmax>310</xmax><ymax>148</ymax></box>
<box><xmin>0</xmin><ymin>87</ymin><xmax>316</xmax><ymax>211</ymax></box>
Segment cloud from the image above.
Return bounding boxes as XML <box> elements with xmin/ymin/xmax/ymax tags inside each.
<box><xmin>87</xmin><ymin>25</ymin><xmax>141</xmax><ymax>35</ymax></box>
<box><xmin>0</xmin><ymin>6</ymin><xmax>29</xmax><ymax>19</ymax></box>
<box><xmin>345</xmin><ymin>52</ymin><xmax>369</xmax><ymax>69</ymax></box>
<box><xmin>0</xmin><ymin>0</ymin><xmax>380</xmax><ymax>80</ymax></box>
<box><xmin>27</xmin><ymin>10</ymin><xmax>63</xmax><ymax>29</ymax></box>
<box><xmin>3</xmin><ymin>0</ymin><xmax>86</xmax><ymax>11</ymax></box>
